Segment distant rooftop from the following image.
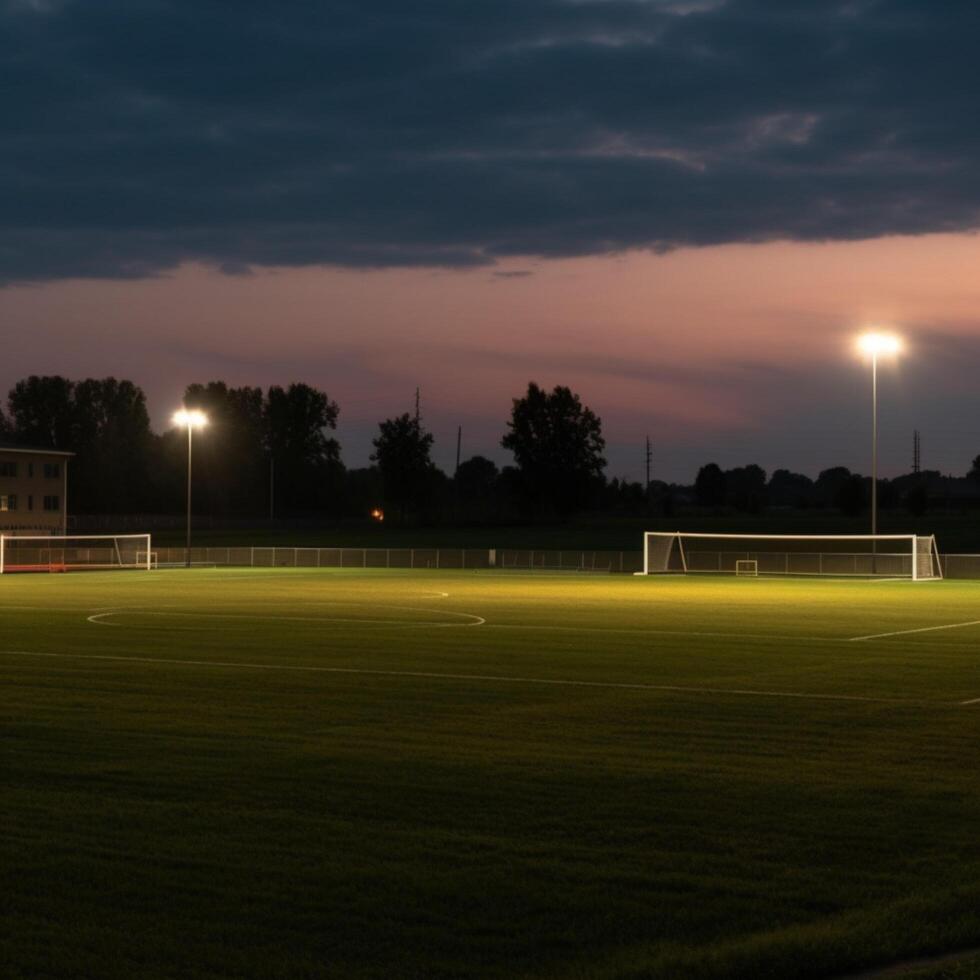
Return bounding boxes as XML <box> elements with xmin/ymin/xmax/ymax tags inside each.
<box><xmin>0</xmin><ymin>443</ymin><xmax>74</xmax><ymax>457</ymax></box>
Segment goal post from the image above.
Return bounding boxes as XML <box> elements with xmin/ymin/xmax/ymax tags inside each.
<box><xmin>0</xmin><ymin>533</ymin><xmax>154</xmax><ymax>574</ymax></box>
<box><xmin>640</xmin><ymin>532</ymin><xmax>942</xmax><ymax>580</ymax></box>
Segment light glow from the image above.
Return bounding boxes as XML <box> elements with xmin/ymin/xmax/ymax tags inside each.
<box><xmin>857</xmin><ymin>331</ymin><xmax>903</xmax><ymax>356</ymax></box>
<box><xmin>172</xmin><ymin>408</ymin><xmax>208</xmax><ymax>428</ymax></box>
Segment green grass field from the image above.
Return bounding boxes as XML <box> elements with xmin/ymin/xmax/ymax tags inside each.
<box><xmin>3</xmin><ymin>569</ymin><xmax>980</xmax><ymax>979</ymax></box>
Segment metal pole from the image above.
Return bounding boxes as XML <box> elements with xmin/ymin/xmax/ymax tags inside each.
<box><xmin>186</xmin><ymin>424</ymin><xmax>192</xmax><ymax>567</ymax></box>
<box><xmin>871</xmin><ymin>353</ymin><xmax>878</xmax><ymax>536</ymax></box>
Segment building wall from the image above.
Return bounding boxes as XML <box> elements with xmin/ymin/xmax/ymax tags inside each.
<box><xmin>0</xmin><ymin>450</ymin><xmax>70</xmax><ymax>534</ymax></box>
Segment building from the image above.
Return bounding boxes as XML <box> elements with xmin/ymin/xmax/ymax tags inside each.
<box><xmin>0</xmin><ymin>445</ymin><xmax>73</xmax><ymax>535</ymax></box>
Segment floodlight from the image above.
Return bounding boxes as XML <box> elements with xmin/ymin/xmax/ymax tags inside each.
<box><xmin>172</xmin><ymin>408</ymin><xmax>208</xmax><ymax>428</ymax></box>
<box><xmin>857</xmin><ymin>332</ymin><xmax>902</xmax><ymax>356</ymax></box>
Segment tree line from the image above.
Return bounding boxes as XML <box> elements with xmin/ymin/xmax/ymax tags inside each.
<box><xmin>2</xmin><ymin>374</ymin><xmax>979</xmax><ymax>522</ymax></box>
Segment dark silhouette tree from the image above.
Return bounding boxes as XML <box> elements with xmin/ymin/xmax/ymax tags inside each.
<box><xmin>814</xmin><ymin>467</ymin><xmax>853</xmax><ymax>508</ymax></box>
<box><xmin>970</xmin><ymin>455</ymin><xmax>980</xmax><ymax>482</ymax></box>
<box><xmin>371</xmin><ymin>412</ymin><xmax>435</xmax><ymax>520</ymax></box>
<box><xmin>265</xmin><ymin>384</ymin><xmax>342</xmax><ymax>513</ymax></box>
<box><xmin>71</xmin><ymin>378</ymin><xmax>154</xmax><ymax>513</ymax></box>
<box><xmin>501</xmin><ymin>382</ymin><xmax>606</xmax><ymax>517</ymax></box>
<box><xmin>7</xmin><ymin>375</ymin><xmax>154</xmax><ymax>512</ymax></box>
<box><xmin>694</xmin><ymin>463</ymin><xmax>726</xmax><ymax>507</ymax></box>
<box><xmin>724</xmin><ymin>464</ymin><xmax>767</xmax><ymax>513</ymax></box>
<box><xmin>7</xmin><ymin>375</ymin><xmax>75</xmax><ymax>449</ymax></box>
<box><xmin>455</xmin><ymin>456</ymin><xmax>499</xmax><ymax>503</ymax></box>
<box><xmin>836</xmin><ymin>474</ymin><xmax>867</xmax><ymax>516</ymax></box>
<box><xmin>184</xmin><ymin>382</ymin><xmax>267</xmax><ymax>515</ymax></box>
<box><xmin>455</xmin><ymin>455</ymin><xmax>500</xmax><ymax>521</ymax></box>
<box><xmin>371</xmin><ymin>412</ymin><xmax>436</xmax><ymax>521</ymax></box>
<box><xmin>768</xmin><ymin>469</ymin><xmax>814</xmax><ymax>508</ymax></box>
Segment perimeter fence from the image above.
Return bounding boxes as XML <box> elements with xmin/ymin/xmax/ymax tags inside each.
<box><xmin>145</xmin><ymin>546</ymin><xmax>980</xmax><ymax>578</ymax></box>
<box><xmin>152</xmin><ymin>546</ymin><xmax>643</xmax><ymax>573</ymax></box>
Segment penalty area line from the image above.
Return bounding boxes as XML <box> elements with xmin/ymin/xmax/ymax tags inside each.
<box><xmin>0</xmin><ymin>649</ymin><xmax>911</xmax><ymax>704</ymax></box>
<box><xmin>850</xmin><ymin>620</ymin><xmax>980</xmax><ymax>642</ymax></box>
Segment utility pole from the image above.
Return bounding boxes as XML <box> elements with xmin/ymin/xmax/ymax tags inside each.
<box><xmin>645</xmin><ymin>436</ymin><xmax>652</xmax><ymax>490</ymax></box>
<box><xmin>414</xmin><ymin>387</ymin><xmax>421</xmax><ymax>424</ymax></box>
<box><xmin>455</xmin><ymin>425</ymin><xmax>462</xmax><ymax>475</ymax></box>
<box><xmin>913</xmin><ymin>429</ymin><xmax>921</xmax><ymax>474</ymax></box>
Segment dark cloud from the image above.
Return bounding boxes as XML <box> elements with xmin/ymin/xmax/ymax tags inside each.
<box><xmin>3</xmin><ymin>0</ymin><xmax>980</xmax><ymax>283</ymax></box>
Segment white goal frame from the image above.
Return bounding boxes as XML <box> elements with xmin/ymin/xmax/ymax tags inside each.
<box><xmin>640</xmin><ymin>532</ymin><xmax>943</xmax><ymax>581</ymax></box>
<box><xmin>0</xmin><ymin>533</ymin><xmax>154</xmax><ymax>574</ymax></box>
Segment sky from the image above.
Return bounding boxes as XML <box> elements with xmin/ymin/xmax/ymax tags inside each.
<box><xmin>2</xmin><ymin>0</ymin><xmax>980</xmax><ymax>482</ymax></box>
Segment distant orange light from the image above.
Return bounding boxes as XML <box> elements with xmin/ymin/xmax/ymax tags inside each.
<box><xmin>371</xmin><ymin>508</ymin><xmax>384</xmax><ymax>522</ymax></box>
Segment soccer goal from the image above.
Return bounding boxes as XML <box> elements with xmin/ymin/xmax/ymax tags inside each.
<box><xmin>640</xmin><ymin>532</ymin><xmax>943</xmax><ymax>580</ymax></box>
<box><xmin>0</xmin><ymin>534</ymin><xmax>154</xmax><ymax>574</ymax></box>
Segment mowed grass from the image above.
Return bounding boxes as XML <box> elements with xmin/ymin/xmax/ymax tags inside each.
<box><xmin>3</xmin><ymin>569</ymin><xmax>980</xmax><ymax>979</ymax></box>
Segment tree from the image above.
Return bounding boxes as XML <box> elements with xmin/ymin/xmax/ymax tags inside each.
<box><xmin>265</xmin><ymin>384</ymin><xmax>342</xmax><ymax>513</ymax></box>
<box><xmin>7</xmin><ymin>375</ymin><xmax>75</xmax><ymax>449</ymax></box>
<box><xmin>7</xmin><ymin>375</ymin><xmax>155</xmax><ymax>512</ymax></box>
<box><xmin>455</xmin><ymin>456</ymin><xmax>499</xmax><ymax>503</ymax></box>
<box><xmin>71</xmin><ymin>378</ymin><xmax>154</xmax><ymax>512</ymax></box>
<box><xmin>501</xmin><ymin>382</ymin><xmax>606</xmax><ymax>517</ymax></box>
<box><xmin>814</xmin><ymin>467</ymin><xmax>852</xmax><ymax>508</ymax></box>
<box><xmin>836</xmin><ymin>474</ymin><xmax>867</xmax><ymax>516</ymax></box>
<box><xmin>371</xmin><ymin>412</ymin><xmax>436</xmax><ymax>521</ymax></box>
<box><xmin>970</xmin><ymin>455</ymin><xmax>980</xmax><ymax>482</ymax></box>
<box><xmin>767</xmin><ymin>469</ymin><xmax>814</xmax><ymax>508</ymax></box>
<box><xmin>724</xmin><ymin>464</ymin><xmax>767</xmax><ymax>513</ymax></box>
<box><xmin>184</xmin><ymin>382</ymin><xmax>267</xmax><ymax>515</ymax></box>
<box><xmin>694</xmin><ymin>463</ymin><xmax>726</xmax><ymax>507</ymax></box>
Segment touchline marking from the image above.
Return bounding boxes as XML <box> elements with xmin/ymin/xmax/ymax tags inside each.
<box><xmin>85</xmin><ymin>607</ymin><xmax>484</xmax><ymax>628</ymax></box>
<box><xmin>850</xmin><ymin>620</ymin><xmax>980</xmax><ymax>642</ymax></box>
<box><xmin>0</xmin><ymin>649</ymin><xmax>910</xmax><ymax>704</ymax></box>
<box><xmin>483</xmin><ymin>623</ymin><xmax>841</xmax><ymax>643</ymax></box>
<box><xmin>960</xmin><ymin>696</ymin><xmax>980</xmax><ymax>706</ymax></box>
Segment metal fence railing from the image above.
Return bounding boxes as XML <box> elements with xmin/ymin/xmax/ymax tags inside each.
<box><xmin>150</xmin><ymin>546</ymin><xmax>645</xmax><ymax>574</ymax></box>
<box><xmin>127</xmin><ymin>546</ymin><xmax>980</xmax><ymax>578</ymax></box>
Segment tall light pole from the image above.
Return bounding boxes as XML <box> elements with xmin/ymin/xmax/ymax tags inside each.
<box><xmin>172</xmin><ymin>409</ymin><xmax>208</xmax><ymax>567</ymax></box>
<box><xmin>857</xmin><ymin>332</ymin><xmax>902</xmax><ymax>536</ymax></box>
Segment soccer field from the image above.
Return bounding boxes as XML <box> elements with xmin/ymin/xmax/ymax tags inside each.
<box><xmin>4</xmin><ymin>569</ymin><xmax>980</xmax><ymax>979</ymax></box>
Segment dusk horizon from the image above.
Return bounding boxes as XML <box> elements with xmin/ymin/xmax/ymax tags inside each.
<box><xmin>4</xmin><ymin>1</ymin><xmax>980</xmax><ymax>485</ymax></box>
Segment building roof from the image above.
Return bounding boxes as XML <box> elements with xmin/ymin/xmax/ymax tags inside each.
<box><xmin>0</xmin><ymin>444</ymin><xmax>74</xmax><ymax>457</ymax></box>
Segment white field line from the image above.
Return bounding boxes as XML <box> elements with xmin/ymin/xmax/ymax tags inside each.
<box><xmin>0</xmin><ymin>649</ymin><xmax>912</xmax><ymax>704</ymax></box>
<box><xmin>85</xmin><ymin>607</ymin><xmax>484</xmax><ymax>628</ymax></box>
<box><xmin>483</xmin><ymin>623</ymin><xmax>843</xmax><ymax>643</ymax></box>
<box><xmin>959</xmin><ymin>696</ymin><xmax>980</xmax><ymax>706</ymax></box>
<box><xmin>850</xmin><ymin>620</ymin><xmax>980</xmax><ymax>642</ymax></box>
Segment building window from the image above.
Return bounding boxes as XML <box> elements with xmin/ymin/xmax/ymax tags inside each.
<box><xmin>28</xmin><ymin>462</ymin><xmax>34</xmax><ymax>478</ymax></box>
<box><xmin>0</xmin><ymin>461</ymin><xmax>16</xmax><ymax>477</ymax></box>
<box><xmin>0</xmin><ymin>494</ymin><xmax>16</xmax><ymax>511</ymax></box>
<box><xmin>27</xmin><ymin>495</ymin><xmax>33</xmax><ymax>511</ymax></box>
<box><xmin>44</xmin><ymin>463</ymin><xmax>61</xmax><ymax>479</ymax></box>
<box><xmin>43</xmin><ymin>495</ymin><xmax>60</xmax><ymax>511</ymax></box>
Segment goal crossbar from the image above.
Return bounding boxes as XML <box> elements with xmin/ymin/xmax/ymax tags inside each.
<box><xmin>0</xmin><ymin>533</ymin><xmax>154</xmax><ymax>574</ymax></box>
<box><xmin>641</xmin><ymin>532</ymin><xmax>942</xmax><ymax>580</ymax></box>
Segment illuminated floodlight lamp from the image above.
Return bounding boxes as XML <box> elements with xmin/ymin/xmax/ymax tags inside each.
<box><xmin>172</xmin><ymin>408</ymin><xmax>209</xmax><ymax>428</ymax></box>
<box><xmin>857</xmin><ymin>332</ymin><xmax>902</xmax><ymax>357</ymax></box>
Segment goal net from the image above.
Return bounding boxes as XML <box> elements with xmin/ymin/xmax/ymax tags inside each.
<box><xmin>641</xmin><ymin>533</ymin><xmax>942</xmax><ymax>580</ymax></box>
<box><xmin>0</xmin><ymin>534</ymin><xmax>154</xmax><ymax>574</ymax></box>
